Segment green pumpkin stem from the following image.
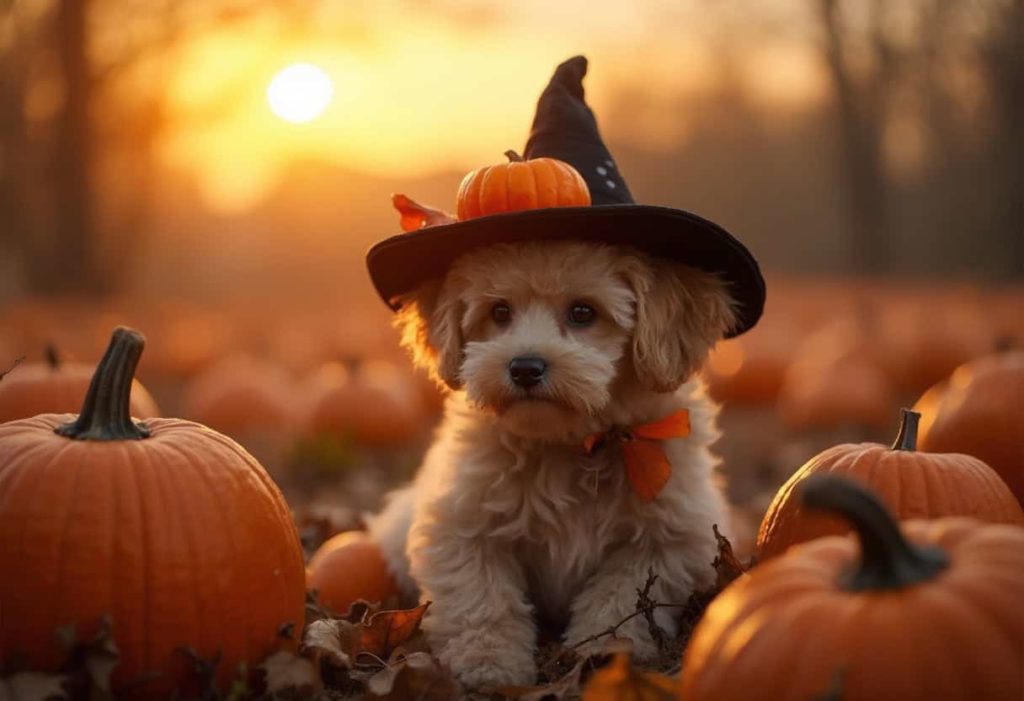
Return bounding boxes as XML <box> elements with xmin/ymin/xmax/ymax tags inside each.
<box><xmin>801</xmin><ymin>475</ymin><xmax>948</xmax><ymax>592</ymax></box>
<box><xmin>890</xmin><ymin>408</ymin><xmax>920</xmax><ymax>452</ymax></box>
<box><xmin>44</xmin><ymin>344</ymin><xmax>60</xmax><ymax>370</ymax></box>
<box><xmin>505</xmin><ymin>150</ymin><xmax>525</xmax><ymax>163</ymax></box>
<box><xmin>56</xmin><ymin>327</ymin><xmax>150</xmax><ymax>441</ymax></box>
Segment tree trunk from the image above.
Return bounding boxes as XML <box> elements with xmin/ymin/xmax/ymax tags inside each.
<box><xmin>820</xmin><ymin>0</ymin><xmax>890</xmax><ymax>274</ymax></box>
<box><xmin>51</xmin><ymin>0</ymin><xmax>103</xmax><ymax>295</ymax></box>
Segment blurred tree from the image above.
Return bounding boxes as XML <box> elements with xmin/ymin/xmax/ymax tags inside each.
<box><xmin>0</xmin><ymin>0</ymin><xmax>303</xmax><ymax>296</ymax></box>
<box><xmin>982</xmin><ymin>0</ymin><xmax>1024</xmax><ymax>273</ymax></box>
<box><xmin>817</xmin><ymin>0</ymin><xmax>900</xmax><ymax>273</ymax></box>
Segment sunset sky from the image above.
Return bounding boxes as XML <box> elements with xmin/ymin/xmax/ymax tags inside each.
<box><xmin>157</xmin><ymin>0</ymin><xmax>827</xmax><ymax>212</ymax></box>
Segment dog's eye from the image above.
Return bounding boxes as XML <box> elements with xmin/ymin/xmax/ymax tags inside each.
<box><xmin>568</xmin><ymin>302</ymin><xmax>596</xmax><ymax>326</ymax></box>
<box><xmin>491</xmin><ymin>301</ymin><xmax>512</xmax><ymax>325</ymax></box>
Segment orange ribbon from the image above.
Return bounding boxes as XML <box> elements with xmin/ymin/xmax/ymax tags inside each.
<box><xmin>582</xmin><ymin>409</ymin><xmax>691</xmax><ymax>502</ymax></box>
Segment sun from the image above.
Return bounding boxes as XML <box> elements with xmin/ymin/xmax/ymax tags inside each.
<box><xmin>267</xmin><ymin>63</ymin><xmax>334</xmax><ymax>124</ymax></box>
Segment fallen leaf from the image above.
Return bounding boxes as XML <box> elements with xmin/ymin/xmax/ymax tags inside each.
<box><xmin>365</xmin><ymin>651</ymin><xmax>461</xmax><ymax>700</ymax></box>
<box><xmin>359</xmin><ymin>602</ymin><xmax>430</xmax><ymax>657</ymax></box>
<box><xmin>260</xmin><ymin>650</ymin><xmax>321</xmax><ymax>693</ymax></box>
<box><xmin>711</xmin><ymin>524</ymin><xmax>747</xmax><ymax>590</ymax></box>
<box><xmin>392</xmin><ymin>194</ymin><xmax>457</xmax><ymax>231</ymax></box>
<box><xmin>302</xmin><ymin>618</ymin><xmax>361</xmax><ymax>669</ymax></box>
<box><xmin>581</xmin><ymin>653</ymin><xmax>676</xmax><ymax>701</ymax></box>
<box><xmin>0</xmin><ymin>672</ymin><xmax>68</xmax><ymax>701</ymax></box>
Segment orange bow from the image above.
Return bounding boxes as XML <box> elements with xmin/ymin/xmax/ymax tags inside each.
<box><xmin>582</xmin><ymin>409</ymin><xmax>691</xmax><ymax>502</ymax></box>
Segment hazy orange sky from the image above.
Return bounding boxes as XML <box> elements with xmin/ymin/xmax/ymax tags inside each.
<box><xmin>158</xmin><ymin>1</ymin><xmax>827</xmax><ymax>213</ymax></box>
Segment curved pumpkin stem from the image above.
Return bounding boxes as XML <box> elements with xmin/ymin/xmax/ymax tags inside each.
<box><xmin>890</xmin><ymin>408</ymin><xmax>920</xmax><ymax>452</ymax></box>
<box><xmin>801</xmin><ymin>475</ymin><xmax>948</xmax><ymax>592</ymax></box>
<box><xmin>56</xmin><ymin>327</ymin><xmax>150</xmax><ymax>441</ymax></box>
<box><xmin>504</xmin><ymin>150</ymin><xmax>525</xmax><ymax>163</ymax></box>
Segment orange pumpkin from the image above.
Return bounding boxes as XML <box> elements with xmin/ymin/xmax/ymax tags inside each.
<box><xmin>0</xmin><ymin>345</ymin><xmax>159</xmax><ymax>423</ymax></box>
<box><xmin>705</xmin><ymin>318</ymin><xmax>799</xmax><ymax>406</ymax></box>
<box><xmin>302</xmin><ymin>360</ymin><xmax>424</xmax><ymax>448</ymax></box>
<box><xmin>0</xmin><ymin>328</ymin><xmax>305</xmax><ymax>698</ymax></box>
<box><xmin>757</xmin><ymin>409</ymin><xmax>1023</xmax><ymax>559</ymax></box>
<box><xmin>777</xmin><ymin>316</ymin><xmax>894</xmax><ymax>430</ymax></box>
<box><xmin>182</xmin><ymin>355</ymin><xmax>296</xmax><ymax>437</ymax></box>
<box><xmin>456</xmin><ymin>150</ymin><xmax>590</xmax><ymax>220</ymax></box>
<box><xmin>875</xmin><ymin>290</ymin><xmax>994</xmax><ymax>394</ymax></box>
<box><xmin>682</xmin><ymin>476</ymin><xmax>1024</xmax><ymax>701</ymax></box>
<box><xmin>915</xmin><ymin>351</ymin><xmax>1024</xmax><ymax>506</ymax></box>
<box><xmin>306</xmin><ymin>531</ymin><xmax>401</xmax><ymax>616</ymax></box>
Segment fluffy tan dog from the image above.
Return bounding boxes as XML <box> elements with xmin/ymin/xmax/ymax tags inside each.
<box><xmin>368</xmin><ymin>239</ymin><xmax>738</xmax><ymax>689</ymax></box>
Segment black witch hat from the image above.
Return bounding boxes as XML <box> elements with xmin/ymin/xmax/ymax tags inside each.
<box><xmin>366</xmin><ymin>56</ymin><xmax>765</xmax><ymax>337</ymax></box>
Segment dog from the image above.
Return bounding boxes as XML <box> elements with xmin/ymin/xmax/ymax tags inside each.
<box><xmin>368</xmin><ymin>239</ymin><xmax>738</xmax><ymax>689</ymax></box>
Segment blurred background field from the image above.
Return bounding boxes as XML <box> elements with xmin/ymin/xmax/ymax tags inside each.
<box><xmin>1</xmin><ymin>0</ymin><xmax>1022</xmax><ymax>559</ymax></box>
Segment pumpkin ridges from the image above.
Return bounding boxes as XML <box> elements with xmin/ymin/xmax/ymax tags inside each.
<box><xmin>112</xmin><ymin>442</ymin><xmax>147</xmax><ymax>689</ymax></box>
<box><xmin>177</xmin><ymin>432</ymin><xmax>250</xmax><ymax>688</ymax></box>
<box><xmin>158</xmin><ymin>441</ymin><xmax>209</xmax><ymax>686</ymax></box>
<box><xmin>478</xmin><ymin>164</ymin><xmax>507</xmax><ymax>214</ymax></box>
<box><xmin>464</xmin><ymin>166</ymin><xmax>487</xmax><ymax>219</ymax></box>
<box><xmin>0</xmin><ymin>413</ymin><xmax>305</xmax><ymax>691</ymax></box>
<box><xmin>533</xmin><ymin>156</ymin><xmax>559</xmax><ymax>203</ymax></box>
<box><xmin>757</xmin><ymin>410</ymin><xmax>1024</xmax><ymax>559</ymax></box>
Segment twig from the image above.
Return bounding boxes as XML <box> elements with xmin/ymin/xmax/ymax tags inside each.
<box><xmin>0</xmin><ymin>355</ymin><xmax>25</xmax><ymax>382</ymax></box>
<box><xmin>570</xmin><ymin>569</ymin><xmax>689</xmax><ymax>652</ymax></box>
<box><xmin>636</xmin><ymin>569</ymin><xmax>670</xmax><ymax>651</ymax></box>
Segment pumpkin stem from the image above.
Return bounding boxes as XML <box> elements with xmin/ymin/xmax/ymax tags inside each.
<box><xmin>801</xmin><ymin>475</ymin><xmax>948</xmax><ymax>592</ymax></box>
<box><xmin>44</xmin><ymin>343</ymin><xmax>60</xmax><ymax>370</ymax></box>
<box><xmin>504</xmin><ymin>150</ymin><xmax>525</xmax><ymax>163</ymax></box>
<box><xmin>56</xmin><ymin>327</ymin><xmax>150</xmax><ymax>441</ymax></box>
<box><xmin>890</xmin><ymin>408</ymin><xmax>919</xmax><ymax>452</ymax></box>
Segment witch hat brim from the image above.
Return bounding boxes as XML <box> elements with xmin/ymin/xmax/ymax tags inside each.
<box><xmin>366</xmin><ymin>56</ymin><xmax>765</xmax><ymax>338</ymax></box>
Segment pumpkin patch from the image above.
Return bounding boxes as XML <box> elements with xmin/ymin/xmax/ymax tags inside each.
<box><xmin>0</xmin><ymin>19</ymin><xmax>1020</xmax><ymax>693</ymax></box>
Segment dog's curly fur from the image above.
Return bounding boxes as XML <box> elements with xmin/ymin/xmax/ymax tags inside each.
<box><xmin>368</xmin><ymin>241</ymin><xmax>738</xmax><ymax>689</ymax></box>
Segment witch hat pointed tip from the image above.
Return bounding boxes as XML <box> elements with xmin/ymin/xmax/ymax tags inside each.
<box><xmin>552</xmin><ymin>55</ymin><xmax>588</xmax><ymax>96</ymax></box>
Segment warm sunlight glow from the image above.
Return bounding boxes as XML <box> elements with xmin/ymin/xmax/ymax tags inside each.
<box><xmin>160</xmin><ymin>3</ymin><xmax>828</xmax><ymax>213</ymax></box>
<box><xmin>267</xmin><ymin>63</ymin><xmax>334</xmax><ymax>124</ymax></box>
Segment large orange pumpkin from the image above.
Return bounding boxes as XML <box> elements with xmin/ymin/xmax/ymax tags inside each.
<box><xmin>0</xmin><ymin>345</ymin><xmax>159</xmax><ymax>423</ymax></box>
<box><xmin>757</xmin><ymin>409</ymin><xmax>1023</xmax><ymax>559</ymax></box>
<box><xmin>456</xmin><ymin>150</ymin><xmax>590</xmax><ymax>220</ymax></box>
<box><xmin>682</xmin><ymin>476</ymin><xmax>1024</xmax><ymax>701</ymax></box>
<box><xmin>0</xmin><ymin>328</ymin><xmax>305</xmax><ymax>698</ymax></box>
<box><xmin>914</xmin><ymin>351</ymin><xmax>1024</xmax><ymax>505</ymax></box>
<box><xmin>306</xmin><ymin>531</ymin><xmax>401</xmax><ymax>615</ymax></box>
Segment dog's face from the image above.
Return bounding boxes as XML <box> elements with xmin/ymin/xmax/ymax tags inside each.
<box><xmin>396</xmin><ymin>241</ymin><xmax>736</xmax><ymax>441</ymax></box>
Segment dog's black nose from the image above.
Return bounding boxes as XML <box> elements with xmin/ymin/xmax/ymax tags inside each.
<box><xmin>508</xmin><ymin>356</ymin><xmax>547</xmax><ymax>388</ymax></box>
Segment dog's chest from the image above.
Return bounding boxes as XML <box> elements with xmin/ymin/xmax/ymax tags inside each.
<box><xmin>489</xmin><ymin>445</ymin><xmax>632</xmax><ymax>624</ymax></box>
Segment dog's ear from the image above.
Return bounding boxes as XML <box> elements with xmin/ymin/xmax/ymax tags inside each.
<box><xmin>394</xmin><ymin>277</ymin><xmax>465</xmax><ymax>390</ymax></box>
<box><xmin>621</xmin><ymin>258</ymin><xmax>738</xmax><ymax>392</ymax></box>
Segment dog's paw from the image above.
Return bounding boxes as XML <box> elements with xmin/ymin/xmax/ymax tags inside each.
<box><xmin>436</xmin><ymin>628</ymin><xmax>536</xmax><ymax>690</ymax></box>
<box><xmin>565</xmin><ymin>614</ymin><xmax>664</xmax><ymax>663</ymax></box>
